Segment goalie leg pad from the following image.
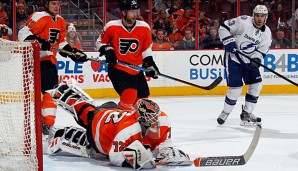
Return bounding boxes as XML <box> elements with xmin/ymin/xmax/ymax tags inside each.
<box><xmin>47</xmin><ymin>78</ymin><xmax>94</xmax><ymax>122</ymax></box>
<box><xmin>155</xmin><ymin>147</ymin><xmax>191</xmax><ymax>166</ymax></box>
<box><xmin>47</xmin><ymin>126</ymin><xmax>90</xmax><ymax>157</ymax></box>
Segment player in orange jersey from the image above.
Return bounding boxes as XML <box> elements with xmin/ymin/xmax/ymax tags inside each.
<box><xmin>45</xmin><ymin>79</ymin><xmax>191</xmax><ymax>169</ymax></box>
<box><xmin>18</xmin><ymin>0</ymin><xmax>88</xmax><ymax>134</ymax></box>
<box><xmin>96</xmin><ymin>0</ymin><xmax>160</xmax><ymax>110</ymax></box>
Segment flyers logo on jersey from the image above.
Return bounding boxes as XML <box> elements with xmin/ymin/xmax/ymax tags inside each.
<box><xmin>49</xmin><ymin>28</ymin><xmax>60</xmax><ymax>44</ymax></box>
<box><xmin>119</xmin><ymin>38</ymin><xmax>139</xmax><ymax>55</ymax></box>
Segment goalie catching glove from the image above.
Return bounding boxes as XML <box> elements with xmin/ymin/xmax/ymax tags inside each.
<box><xmin>60</xmin><ymin>44</ymin><xmax>88</xmax><ymax>63</ymax></box>
<box><xmin>142</xmin><ymin>56</ymin><xmax>160</xmax><ymax>79</ymax></box>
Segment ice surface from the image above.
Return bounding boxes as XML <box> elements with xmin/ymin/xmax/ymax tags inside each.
<box><xmin>44</xmin><ymin>95</ymin><xmax>298</xmax><ymax>171</ymax></box>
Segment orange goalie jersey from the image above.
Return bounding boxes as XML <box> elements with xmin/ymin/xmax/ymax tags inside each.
<box><xmin>75</xmin><ymin>103</ymin><xmax>171</xmax><ymax>167</ymax></box>
<box><xmin>96</xmin><ymin>20</ymin><xmax>153</xmax><ymax>75</ymax></box>
<box><xmin>18</xmin><ymin>11</ymin><xmax>67</xmax><ymax>65</ymax></box>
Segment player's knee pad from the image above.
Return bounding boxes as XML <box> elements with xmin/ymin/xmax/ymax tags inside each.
<box><xmin>226</xmin><ymin>86</ymin><xmax>242</xmax><ymax>100</ymax></box>
<box><xmin>247</xmin><ymin>82</ymin><xmax>262</xmax><ymax>97</ymax></box>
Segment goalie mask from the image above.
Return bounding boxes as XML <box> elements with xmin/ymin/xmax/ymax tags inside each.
<box><xmin>135</xmin><ymin>98</ymin><xmax>160</xmax><ymax>127</ymax></box>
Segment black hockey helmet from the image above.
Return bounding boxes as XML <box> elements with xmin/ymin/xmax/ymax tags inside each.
<box><xmin>43</xmin><ymin>0</ymin><xmax>59</xmax><ymax>8</ymax></box>
<box><xmin>119</xmin><ymin>0</ymin><xmax>139</xmax><ymax>11</ymax></box>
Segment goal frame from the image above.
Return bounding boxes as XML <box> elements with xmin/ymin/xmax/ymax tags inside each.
<box><xmin>31</xmin><ymin>40</ymin><xmax>43</xmax><ymax>171</ymax></box>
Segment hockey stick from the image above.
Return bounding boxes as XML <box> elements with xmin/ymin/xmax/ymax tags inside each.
<box><xmin>236</xmin><ymin>50</ymin><xmax>298</xmax><ymax>87</ymax></box>
<box><xmin>156</xmin><ymin>124</ymin><xmax>262</xmax><ymax>167</ymax></box>
<box><xmin>53</xmin><ymin>48</ymin><xmax>222</xmax><ymax>90</ymax></box>
<box><xmin>114</xmin><ymin>61</ymin><xmax>223</xmax><ymax>90</ymax></box>
<box><xmin>52</xmin><ymin>47</ymin><xmax>85</xmax><ymax>58</ymax></box>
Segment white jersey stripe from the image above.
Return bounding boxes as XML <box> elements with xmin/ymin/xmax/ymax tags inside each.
<box><xmin>94</xmin><ymin>110</ymin><xmax>112</xmax><ymax>154</ymax></box>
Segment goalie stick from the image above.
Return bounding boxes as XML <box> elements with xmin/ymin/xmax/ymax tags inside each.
<box><xmin>156</xmin><ymin>124</ymin><xmax>262</xmax><ymax>167</ymax></box>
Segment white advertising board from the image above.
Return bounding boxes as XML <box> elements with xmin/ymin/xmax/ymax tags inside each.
<box><xmin>57</xmin><ymin>49</ymin><xmax>298</xmax><ymax>90</ymax></box>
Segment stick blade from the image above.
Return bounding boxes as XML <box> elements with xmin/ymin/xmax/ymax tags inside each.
<box><xmin>194</xmin><ymin>124</ymin><xmax>262</xmax><ymax>167</ymax></box>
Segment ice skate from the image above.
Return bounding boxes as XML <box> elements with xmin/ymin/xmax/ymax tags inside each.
<box><xmin>217</xmin><ymin>111</ymin><xmax>230</xmax><ymax>125</ymax></box>
<box><xmin>240</xmin><ymin>108</ymin><xmax>261</xmax><ymax>126</ymax></box>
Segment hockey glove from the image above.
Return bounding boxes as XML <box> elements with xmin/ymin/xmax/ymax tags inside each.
<box><xmin>98</xmin><ymin>45</ymin><xmax>117</xmax><ymax>66</ymax></box>
<box><xmin>70</xmin><ymin>48</ymin><xmax>88</xmax><ymax>63</ymax></box>
<box><xmin>248</xmin><ymin>58</ymin><xmax>261</xmax><ymax>70</ymax></box>
<box><xmin>60</xmin><ymin>44</ymin><xmax>88</xmax><ymax>63</ymax></box>
<box><xmin>142</xmin><ymin>56</ymin><xmax>160</xmax><ymax>79</ymax></box>
<box><xmin>155</xmin><ymin>147</ymin><xmax>191</xmax><ymax>166</ymax></box>
<box><xmin>222</xmin><ymin>36</ymin><xmax>237</xmax><ymax>53</ymax></box>
<box><xmin>24</xmin><ymin>35</ymin><xmax>51</xmax><ymax>51</ymax></box>
<box><xmin>122</xmin><ymin>140</ymin><xmax>155</xmax><ymax>169</ymax></box>
<box><xmin>1</xmin><ymin>27</ymin><xmax>8</xmax><ymax>36</ymax></box>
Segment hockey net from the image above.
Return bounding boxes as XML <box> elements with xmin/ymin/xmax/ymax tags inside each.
<box><xmin>0</xmin><ymin>39</ymin><xmax>42</xmax><ymax>171</ymax></box>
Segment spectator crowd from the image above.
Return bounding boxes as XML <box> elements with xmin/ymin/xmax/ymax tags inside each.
<box><xmin>1</xmin><ymin>0</ymin><xmax>298</xmax><ymax>49</ymax></box>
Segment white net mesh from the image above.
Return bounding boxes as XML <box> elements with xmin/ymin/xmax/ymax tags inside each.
<box><xmin>0</xmin><ymin>40</ymin><xmax>39</xmax><ymax>171</ymax></box>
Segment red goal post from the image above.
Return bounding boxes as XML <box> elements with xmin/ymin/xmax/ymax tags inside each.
<box><xmin>0</xmin><ymin>39</ymin><xmax>42</xmax><ymax>171</ymax></box>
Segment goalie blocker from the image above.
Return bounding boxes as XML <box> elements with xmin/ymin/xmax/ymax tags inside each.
<box><xmin>45</xmin><ymin>79</ymin><xmax>191</xmax><ymax>169</ymax></box>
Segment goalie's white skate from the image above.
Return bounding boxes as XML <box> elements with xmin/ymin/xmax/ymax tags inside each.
<box><xmin>240</xmin><ymin>108</ymin><xmax>261</xmax><ymax>126</ymax></box>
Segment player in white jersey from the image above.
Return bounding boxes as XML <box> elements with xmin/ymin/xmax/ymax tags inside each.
<box><xmin>217</xmin><ymin>5</ymin><xmax>272</xmax><ymax>126</ymax></box>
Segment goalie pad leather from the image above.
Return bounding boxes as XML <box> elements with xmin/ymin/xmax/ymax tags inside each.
<box><xmin>122</xmin><ymin>140</ymin><xmax>155</xmax><ymax>170</ymax></box>
<box><xmin>46</xmin><ymin>78</ymin><xmax>94</xmax><ymax>121</ymax></box>
<box><xmin>47</xmin><ymin>126</ymin><xmax>90</xmax><ymax>157</ymax></box>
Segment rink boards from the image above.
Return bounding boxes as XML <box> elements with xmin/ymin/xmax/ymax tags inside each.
<box><xmin>57</xmin><ymin>49</ymin><xmax>298</xmax><ymax>98</ymax></box>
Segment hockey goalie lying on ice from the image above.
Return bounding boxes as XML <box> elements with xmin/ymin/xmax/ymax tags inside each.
<box><xmin>44</xmin><ymin>79</ymin><xmax>191</xmax><ymax>169</ymax></box>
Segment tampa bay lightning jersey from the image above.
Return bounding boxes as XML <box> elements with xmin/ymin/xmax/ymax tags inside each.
<box><xmin>218</xmin><ymin>15</ymin><xmax>272</xmax><ymax>64</ymax></box>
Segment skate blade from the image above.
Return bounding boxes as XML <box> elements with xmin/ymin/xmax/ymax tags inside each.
<box><xmin>240</xmin><ymin>121</ymin><xmax>262</xmax><ymax>126</ymax></box>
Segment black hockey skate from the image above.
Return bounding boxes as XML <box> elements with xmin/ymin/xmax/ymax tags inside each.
<box><xmin>217</xmin><ymin>111</ymin><xmax>230</xmax><ymax>125</ymax></box>
<box><xmin>240</xmin><ymin>108</ymin><xmax>261</xmax><ymax>126</ymax></box>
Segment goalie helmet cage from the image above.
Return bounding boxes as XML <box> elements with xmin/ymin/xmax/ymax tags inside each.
<box><xmin>0</xmin><ymin>39</ymin><xmax>42</xmax><ymax>171</ymax></box>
